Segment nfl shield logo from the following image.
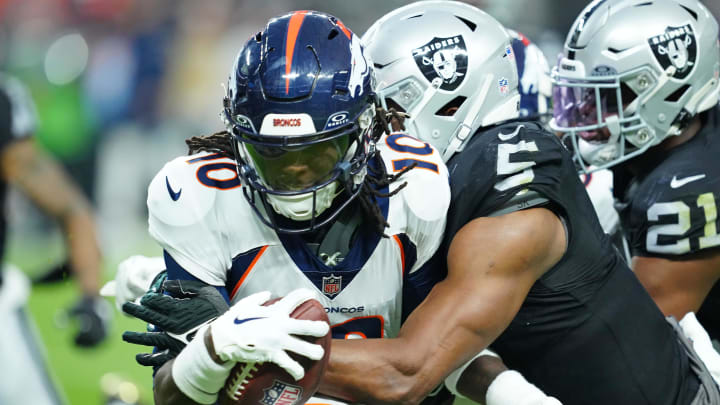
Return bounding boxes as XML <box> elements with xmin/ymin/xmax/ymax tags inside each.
<box><xmin>261</xmin><ymin>380</ymin><xmax>303</xmax><ymax>405</ymax></box>
<box><xmin>322</xmin><ymin>274</ymin><xmax>342</xmax><ymax>298</ymax></box>
<box><xmin>498</xmin><ymin>78</ymin><xmax>509</xmax><ymax>95</ymax></box>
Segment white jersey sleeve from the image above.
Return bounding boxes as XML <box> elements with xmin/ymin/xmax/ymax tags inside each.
<box><xmin>147</xmin><ymin>153</ymin><xmax>271</xmax><ymax>286</ymax></box>
<box><xmin>380</xmin><ymin>132</ymin><xmax>451</xmax><ymax>273</ymax></box>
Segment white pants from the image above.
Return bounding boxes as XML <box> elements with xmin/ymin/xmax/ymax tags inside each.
<box><xmin>0</xmin><ymin>266</ymin><xmax>64</xmax><ymax>405</ymax></box>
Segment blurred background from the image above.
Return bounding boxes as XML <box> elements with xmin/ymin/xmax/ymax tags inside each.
<box><xmin>0</xmin><ymin>0</ymin><xmax>718</xmax><ymax>403</ymax></box>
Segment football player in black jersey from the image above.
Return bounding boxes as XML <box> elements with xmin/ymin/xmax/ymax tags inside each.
<box><xmin>316</xmin><ymin>2</ymin><xmax>719</xmax><ymax>405</ymax></box>
<box><xmin>0</xmin><ymin>75</ymin><xmax>109</xmax><ymax>403</ymax></box>
<box><xmin>551</xmin><ymin>0</ymin><xmax>720</xmax><ymax>340</ymax></box>
<box><xmin>113</xmin><ymin>2</ymin><xmax>718</xmax><ymax>404</ymax></box>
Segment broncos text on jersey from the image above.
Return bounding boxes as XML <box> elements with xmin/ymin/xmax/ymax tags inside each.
<box><xmin>147</xmin><ymin>133</ymin><xmax>450</xmax><ymax>340</ymax></box>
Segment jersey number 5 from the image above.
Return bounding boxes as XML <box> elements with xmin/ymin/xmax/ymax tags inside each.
<box><xmin>495</xmin><ymin>140</ymin><xmax>539</xmax><ymax>192</ymax></box>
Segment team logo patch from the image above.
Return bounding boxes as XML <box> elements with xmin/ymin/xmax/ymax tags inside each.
<box><xmin>261</xmin><ymin>380</ymin><xmax>303</xmax><ymax>405</ymax></box>
<box><xmin>324</xmin><ymin>111</ymin><xmax>349</xmax><ymax>130</ymax></box>
<box><xmin>412</xmin><ymin>36</ymin><xmax>468</xmax><ymax>91</ymax></box>
<box><xmin>648</xmin><ymin>24</ymin><xmax>697</xmax><ymax>79</ymax></box>
<box><xmin>234</xmin><ymin>114</ymin><xmax>256</xmax><ymax>133</ymax></box>
<box><xmin>322</xmin><ymin>274</ymin><xmax>342</xmax><ymax>298</ymax></box>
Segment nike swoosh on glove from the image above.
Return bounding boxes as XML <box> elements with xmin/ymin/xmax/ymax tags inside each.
<box><xmin>209</xmin><ymin>288</ymin><xmax>330</xmax><ymax>380</ymax></box>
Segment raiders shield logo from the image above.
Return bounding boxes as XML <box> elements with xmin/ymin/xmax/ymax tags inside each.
<box><xmin>322</xmin><ymin>274</ymin><xmax>342</xmax><ymax>298</ymax></box>
<box><xmin>648</xmin><ymin>24</ymin><xmax>697</xmax><ymax>79</ymax></box>
<box><xmin>412</xmin><ymin>36</ymin><xmax>468</xmax><ymax>91</ymax></box>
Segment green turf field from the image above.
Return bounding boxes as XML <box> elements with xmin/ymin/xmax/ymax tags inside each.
<box><xmin>27</xmin><ymin>280</ymin><xmax>155</xmax><ymax>405</ymax></box>
<box><xmin>8</xmin><ymin>229</ymin><xmax>158</xmax><ymax>405</ymax></box>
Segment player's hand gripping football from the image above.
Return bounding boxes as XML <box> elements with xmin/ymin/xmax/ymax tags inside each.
<box><xmin>207</xmin><ymin>288</ymin><xmax>329</xmax><ymax>380</ymax></box>
<box><xmin>122</xmin><ymin>276</ymin><xmax>230</xmax><ymax>367</ymax></box>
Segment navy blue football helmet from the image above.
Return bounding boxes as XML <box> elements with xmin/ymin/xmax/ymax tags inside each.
<box><xmin>222</xmin><ymin>11</ymin><xmax>377</xmax><ymax>233</ymax></box>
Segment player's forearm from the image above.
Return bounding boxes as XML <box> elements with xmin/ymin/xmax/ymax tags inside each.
<box><xmin>321</xmin><ymin>285</ymin><xmax>493</xmax><ymax>405</ymax></box>
<box><xmin>64</xmin><ymin>209</ymin><xmax>102</xmax><ymax>294</ymax></box>
<box><xmin>321</xmin><ymin>337</ymin><xmax>428</xmax><ymax>405</ymax></box>
<box><xmin>153</xmin><ymin>360</ymin><xmax>201</xmax><ymax>405</ymax></box>
<box><xmin>455</xmin><ymin>354</ymin><xmax>507</xmax><ymax>402</ymax></box>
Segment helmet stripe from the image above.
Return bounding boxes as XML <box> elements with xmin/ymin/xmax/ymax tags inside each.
<box><xmin>335</xmin><ymin>19</ymin><xmax>352</xmax><ymax>40</ymax></box>
<box><xmin>285</xmin><ymin>10</ymin><xmax>309</xmax><ymax>94</ymax></box>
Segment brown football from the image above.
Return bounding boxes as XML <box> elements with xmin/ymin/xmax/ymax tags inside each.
<box><xmin>218</xmin><ymin>298</ymin><xmax>331</xmax><ymax>405</ymax></box>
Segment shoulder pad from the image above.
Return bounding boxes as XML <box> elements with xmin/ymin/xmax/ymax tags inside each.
<box><xmin>376</xmin><ymin>132</ymin><xmax>450</xmax><ymax>223</ymax></box>
<box><xmin>147</xmin><ymin>153</ymin><xmax>241</xmax><ymax>228</ymax></box>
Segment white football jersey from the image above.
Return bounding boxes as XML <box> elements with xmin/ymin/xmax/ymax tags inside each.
<box><xmin>147</xmin><ymin>133</ymin><xmax>450</xmax><ymax>339</ymax></box>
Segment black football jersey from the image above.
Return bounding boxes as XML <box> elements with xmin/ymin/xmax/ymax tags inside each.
<box><xmin>617</xmin><ymin>105</ymin><xmax>720</xmax><ymax>258</ymax></box>
<box><xmin>442</xmin><ymin>121</ymin><xmax>698</xmax><ymax>404</ymax></box>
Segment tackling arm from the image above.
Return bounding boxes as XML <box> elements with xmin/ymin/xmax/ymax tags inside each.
<box><xmin>319</xmin><ymin>207</ymin><xmax>567</xmax><ymax>405</ymax></box>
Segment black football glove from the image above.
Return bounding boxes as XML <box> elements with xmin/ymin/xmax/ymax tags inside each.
<box><xmin>69</xmin><ymin>294</ymin><xmax>112</xmax><ymax>347</ymax></box>
<box><xmin>122</xmin><ymin>278</ymin><xmax>229</xmax><ymax>368</ymax></box>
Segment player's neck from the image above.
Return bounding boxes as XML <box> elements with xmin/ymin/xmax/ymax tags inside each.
<box><xmin>660</xmin><ymin>115</ymin><xmax>703</xmax><ymax>151</ymax></box>
<box><xmin>624</xmin><ymin>115</ymin><xmax>703</xmax><ymax>176</ymax></box>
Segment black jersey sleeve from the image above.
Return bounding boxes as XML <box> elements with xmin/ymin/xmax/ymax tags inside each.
<box><xmin>444</xmin><ymin>121</ymin><xmax>590</xmax><ymax>241</ymax></box>
<box><xmin>620</xmin><ymin>108</ymin><xmax>720</xmax><ymax>257</ymax></box>
<box><xmin>443</xmin><ymin>120</ymin><xmax>616</xmax><ymax>291</ymax></box>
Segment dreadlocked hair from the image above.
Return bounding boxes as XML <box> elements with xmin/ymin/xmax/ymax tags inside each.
<box><xmin>357</xmin><ymin>107</ymin><xmax>416</xmax><ymax>237</ymax></box>
<box><xmin>182</xmin><ymin>108</ymin><xmax>418</xmax><ymax>237</ymax></box>
<box><xmin>186</xmin><ymin>130</ymin><xmax>235</xmax><ymax>158</ymax></box>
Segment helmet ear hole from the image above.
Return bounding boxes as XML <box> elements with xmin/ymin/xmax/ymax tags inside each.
<box><xmin>664</xmin><ymin>84</ymin><xmax>691</xmax><ymax>103</ymax></box>
<box><xmin>435</xmin><ymin>96</ymin><xmax>467</xmax><ymax>116</ymax></box>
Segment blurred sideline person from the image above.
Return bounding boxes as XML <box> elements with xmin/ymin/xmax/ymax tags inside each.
<box><xmin>0</xmin><ymin>75</ymin><xmax>109</xmax><ymax>404</ymax></box>
<box><xmin>551</xmin><ymin>0</ymin><xmax>720</xmax><ymax>342</ymax></box>
<box><xmin>112</xmin><ymin>9</ymin><xmax>562</xmax><ymax>405</ymax></box>
<box><xmin>313</xmin><ymin>2</ymin><xmax>718</xmax><ymax>404</ymax></box>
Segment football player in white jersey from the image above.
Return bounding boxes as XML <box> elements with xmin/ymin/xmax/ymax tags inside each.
<box><xmin>126</xmin><ymin>11</ymin><xmax>452</xmax><ymax>405</ymax></box>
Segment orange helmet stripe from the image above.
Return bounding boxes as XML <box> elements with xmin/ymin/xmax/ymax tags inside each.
<box><xmin>285</xmin><ymin>10</ymin><xmax>309</xmax><ymax>94</ymax></box>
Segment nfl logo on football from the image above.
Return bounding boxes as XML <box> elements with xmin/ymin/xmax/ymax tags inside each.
<box><xmin>322</xmin><ymin>274</ymin><xmax>342</xmax><ymax>298</ymax></box>
<box><xmin>261</xmin><ymin>381</ymin><xmax>303</xmax><ymax>405</ymax></box>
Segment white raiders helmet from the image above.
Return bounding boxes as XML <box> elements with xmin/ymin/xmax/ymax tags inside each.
<box><xmin>551</xmin><ymin>0</ymin><xmax>720</xmax><ymax>172</ymax></box>
<box><xmin>362</xmin><ymin>1</ymin><xmax>520</xmax><ymax>161</ymax></box>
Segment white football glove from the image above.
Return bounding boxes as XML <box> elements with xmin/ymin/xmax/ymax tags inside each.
<box><xmin>209</xmin><ymin>288</ymin><xmax>330</xmax><ymax>380</ymax></box>
<box><xmin>100</xmin><ymin>255</ymin><xmax>165</xmax><ymax>311</ymax></box>
<box><xmin>679</xmin><ymin>312</ymin><xmax>720</xmax><ymax>386</ymax></box>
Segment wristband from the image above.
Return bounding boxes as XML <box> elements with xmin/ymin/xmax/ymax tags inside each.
<box><xmin>172</xmin><ymin>327</ymin><xmax>234</xmax><ymax>404</ymax></box>
<box><xmin>444</xmin><ymin>349</ymin><xmax>499</xmax><ymax>398</ymax></box>
<box><xmin>486</xmin><ymin>370</ymin><xmax>549</xmax><ymax>405</ymax></box>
